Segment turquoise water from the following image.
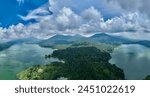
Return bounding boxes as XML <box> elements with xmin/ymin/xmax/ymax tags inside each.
<box><xmin>110</xmin><ymin>44</ymin><xmax>150</xmax><ymax>80</ymax></box>
<box><xmin>0</xmin><ymin>44</ymin><xmax>57</xmax><ymax>80</ymax></box>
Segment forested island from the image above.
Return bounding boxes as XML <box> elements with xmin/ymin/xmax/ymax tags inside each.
<box><xmin>17</xmin><ymin>47</ymin><xmax>125</xmax><ymax>80</ymax></box>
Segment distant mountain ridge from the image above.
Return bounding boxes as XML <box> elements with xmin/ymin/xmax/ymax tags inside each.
<box><xmin>39</xmin><ymin>33</ymin><xmax>150</xmax><ymax>48</ymax></box>
<box><xmin>39</xmin><ymin>34</ymin><xmax>86</xmax><ymax>47</ymax></box>
<box><xmin>0</xmin><ymin>37</ymin><xmax>42</xmax><ymax>51</ymax></box>
<box><xmin>89</xmin><ymin>33</ymin><xmax>131</xmax><ymax>44</ymax></box>
<box><xmin>1</xmin><ymin>33</ymin><xmax>150</xmax><ymax>51</ymax></box>
<box><xmin>39</xmin><ymin>33</ymin><xmax>131</xmax><ymax>47</ymax></box>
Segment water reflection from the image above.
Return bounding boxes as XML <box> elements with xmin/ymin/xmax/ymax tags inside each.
<box><xmin>110</xmin><ymin>44</ymin><xmax>150</xmax><ymax>80</ymax></box>
<box><xmin>0</xmin><ymin>44</ymin><xmax>57</xmax><ymax>80</ymax></box>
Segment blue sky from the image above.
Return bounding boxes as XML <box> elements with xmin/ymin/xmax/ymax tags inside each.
<box><xmin>0</xmin><ymin>0</ymin><xmax>48</xmax><ymax>27</ymax></box>
<box><xmin>0</xmin><ymin>0</ymin><xmax>150</xmax><ymax>40</ymax></box>
<box><xmin>0</xmin><ymin>0</ymin><xmax>120</xmax><ymax>27</ymax></box>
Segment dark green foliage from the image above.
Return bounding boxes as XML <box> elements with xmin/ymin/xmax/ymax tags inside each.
<box><xmin>18</xmin><ymin>47</ymin><xmax>125</xmax><ymax>80</ymax></box>
<box><xmin>144</xmin><ymin>75</ymin><xmax>150</xmax><ymax>80</ymax></box>
<box><xmin>52</xmin><ymin>47</ymin><xmax>111</xmax><ymax>62</ymax></box>
<box><xmin>17</xmin><ymin>63</ymin><xmax>64</xmax><ymax>80</ymax></box>
<box><xmin>51</xmin><ymin>47</ymin><xmax>124</xmax><ymax>80</ymax></box>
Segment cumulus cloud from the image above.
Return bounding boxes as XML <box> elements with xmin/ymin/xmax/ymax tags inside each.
<box><xmin>55</xmin><ymin>7</ymin><xmax>82</xmax><ymax>30</ymax></box>
<box><xmin>0</xmin><ymin>0</ymin><xmax>150</xmax><ymax>40</ymax></box>
<box><xmin>49</xmin><ymin>0</ymin><xmax>121</xmax><ymax>17</ymax></box>
<box><xmin>107</xmin><ymin>0</ymin><xmax>150</xmax><ymax>17</ymax></box>
<box><xmin>103</xmin><ymin>12</ymin><xmax>150</xmax><ymax>32</ymax></box>
<box><xmin>81</xmin><ymin>6</ymin><xmax>103</xmax><ymax>22</ymax></box>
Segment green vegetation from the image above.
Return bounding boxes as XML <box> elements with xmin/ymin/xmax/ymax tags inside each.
<box><xmin>144</xmin><ymin>75</ymin><xmax>150</xmax><ymax>80</ymax></box>
<box><xmin>17</xmin><ymin>47</ymin><xmax>125</xmax><ymax>80</ymax></box>
<box><xmin>71</xmin><ymin>42</ymin><xmax>118</xmax><ymax>53</ymax></box>
<box><xmin>17</xmin><ymin>62</ymin><xmax>64</xmax><ymax>80</ymax></box>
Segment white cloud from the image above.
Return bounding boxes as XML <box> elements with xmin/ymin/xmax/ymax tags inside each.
<box><xmin>107</xmin><ymin>0</ymin><xmax>150</xmax><ymax>16</ymax></box>
<box><xmin>103</xmin><ymin>12</ymin><xmax>150</xmax><ymax>32</ymax></box>
<box><xmin>49</xmin><ymin>0</ymin><xmax>122</xmax><ymax>16</ymax></box>
<box><xmin>19</xmin><ymin>3</ymin><xmax>51</xmax><ymax>21</ymax></box>
<box><xmin>56</xmin><ymin>7</ymin><xmax>82</xmax><ymax>30</ymax></box>
<box><xmin>1</xmin><ymin>0</ymin><xmax>150</xmax><ymax>40</ymax></box>
<box><xmin>81</xmin><ymin>6</ymin><xmax>103</xmax><ymax>22</ymax></box>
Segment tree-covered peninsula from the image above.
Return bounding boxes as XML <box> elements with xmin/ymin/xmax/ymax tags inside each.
<box><xmin>17</xmin><ymin>47</ymin><xmax>125</xmax><ymax>80</ymax></box>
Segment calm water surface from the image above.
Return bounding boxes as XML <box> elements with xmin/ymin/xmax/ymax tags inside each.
<box><xmin>110</xmin><ymin>44</ymin><xmax>150</xmax><ymax>80</ymax></box>
<box><xmin>0</xmin><ymin>44</ymin><xmax>58</xmax><ymax>80</ymax></box>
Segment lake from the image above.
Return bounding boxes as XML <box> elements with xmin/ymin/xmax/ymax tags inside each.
<box><xmin>110</xmin><ymin>44</ymin><xmax>150</xmax><ymax>80</ymax></box>
<box><xmin>0</xmin><ymin>44</ymin><xmax>58</xmax><ymax>80</ymax></box>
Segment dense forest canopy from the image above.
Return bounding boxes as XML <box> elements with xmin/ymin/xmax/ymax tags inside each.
<box><xmin>17</xmin><ymin>47</ymin><xmax>125</xmax><ymax>80</ymax></box>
